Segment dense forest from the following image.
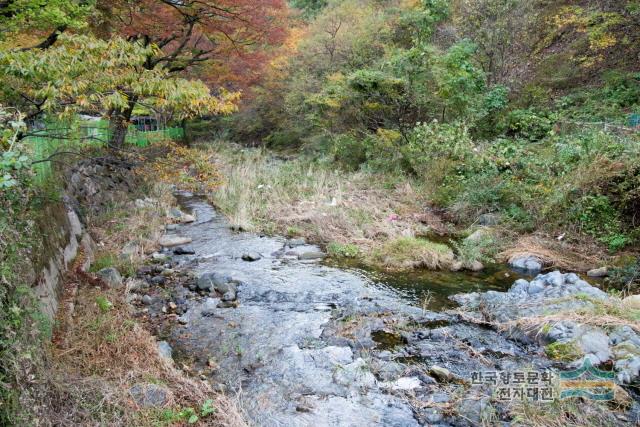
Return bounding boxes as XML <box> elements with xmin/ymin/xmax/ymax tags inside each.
<box><xmin>224</xmin><ymin>0</ymin><xmax>640</xmax><ymax>255</ymax></box>
<box><xmin>1</xmin><ymin>0</ymin><xmax>640</xmax><ymax>426</ymax></box>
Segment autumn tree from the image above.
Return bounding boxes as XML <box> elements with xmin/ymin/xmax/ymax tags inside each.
<box><xmin>96</xmin><ymin>0</ymin><xmax>287</xmax><ymax>147</ymax></box>
<box><xmin>453</xmin><ymin>0</ymin><xmax>534</xmax><ymax>86</ymax></box>
<box><xmin>0</xmin><ymin>0</ymin><xmax>288</xmax><ymax>149</ymax></box>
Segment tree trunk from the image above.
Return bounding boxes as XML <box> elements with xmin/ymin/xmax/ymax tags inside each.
<box><xmin>181</xmin><ymin>118</ymin><xmax>191</xmax><ymax>147</ymax></box>
<box><xmin>108</xmin><ymin>96</ymin><xmax>137</xmax><ymax>149</ymax></box>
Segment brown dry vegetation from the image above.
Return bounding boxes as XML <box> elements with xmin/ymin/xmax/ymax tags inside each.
<box><xmin>499</xmin><ymin>234</ymin><xmax>612</xmax><ymax>273</ymax></box>
<box><xmin>193</xmin><ymin>142</ymin><xmax>619</xmax><ymax>273</ymax></box>
<box><xmin>17</xmin><ymin>175</ymin><xmax>246</xmax><ymax>426</ymax></box>
<box><xmin>200</xmin><ymin>142</ymin><xmax>462</xmax><ymax>270</ymax></box>
<box><xmin>40</xmin><ymin>265</ymin><xmax>245</xmax><ymax>426</ymax></box>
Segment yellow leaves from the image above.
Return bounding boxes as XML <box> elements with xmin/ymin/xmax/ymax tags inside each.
<box><xmin>551</xmin><ymin>6</ymin><xmax>585</xmax><ymax>31</ymax></box>
<box><xmin>376</xmin><ymin>128</ymin><xmax>402</xmax><ymax>144</ymax></box>
<box><xmin>145</xmin><ymin>142</ymin><xmax>223</xmax><ymax>193</ymax></box>
<box><xmin>401</xmin><ymin>0</ymin><xmax>422</xmax><ymax>11</ymax></box>
<box><xmin>547</xmin><ymin>6</ymin><xmax>626</xmax><ymax>68</ymax></box>
<box><xmin>589</xmin><ymin>32</ymin><xmax>617</xmax><ymax>51</ymax></box>
<box><xmin>1</xmin><ymin>33</ymin><xmax>240</xmax><ymax>121</ymax></box>
<box><xmin>327</xmin><ymin>72</ymin><xmax>345</xmax><ymax>83</ymax></box>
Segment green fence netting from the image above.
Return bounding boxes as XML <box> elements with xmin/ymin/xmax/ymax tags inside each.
<box><xmin>24</xmin><ymin>119</ymin><xmax>184</xmax><ymax>184</ymax></box>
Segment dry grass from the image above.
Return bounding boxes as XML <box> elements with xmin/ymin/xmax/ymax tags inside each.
<box><xmin>39</xmin><ymin>267</ymin><xmax>246</xmax><ymax>426</ymax></box>
<box><xmin>202</xmin><ymin>142</ymin><xmax>453</xmax><ymax>268</ymax></box>
<box><xmin>86</xmin><ymin>182</ymin><xmax>174</xmax><ymax>263</ymax></box>
<box><xmin>509</xmin><ymin>398</ymin><xmax>626</xmax><ymax>427</ymax></box>
<box><xmin>507</xmin><ymin>293</ymin><xmax>640</xmax><ymax>336</ymax></box>
<box><xmin>499</xmin><ymin>234</ymin><xmax>609</xmax><ymax>272</ymax></box>
<box><xmin>25</xmin><ymin>171</ymin><xmax>247</xmax><ymax>426</ymax></box>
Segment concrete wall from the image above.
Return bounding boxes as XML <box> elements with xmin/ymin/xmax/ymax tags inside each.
<box><xmin>32</xmin><ymin>197</ymin><xmax>94</xmax><ymax>322</ymax></box>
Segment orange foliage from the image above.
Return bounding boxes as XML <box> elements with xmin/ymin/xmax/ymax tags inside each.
<box><xmin>103</xmin><ymin>0</ymin><xmax>292</xmax><ymax>93</ymax></box>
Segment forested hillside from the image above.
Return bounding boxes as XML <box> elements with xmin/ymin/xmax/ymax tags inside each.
<box><xmin>218</xmin><ymin>0</ymin><xmax>640</xmax><ymax>270</ymax></box>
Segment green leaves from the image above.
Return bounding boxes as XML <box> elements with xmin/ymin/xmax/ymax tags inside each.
<box><xmin>0</xmin><ymin>33</ymin><xmax>239</xmax><ymax>122</ymax></box>
<box><xmin>0</xmin><ymin>0</ymin><xmax>94</xmax><ymax>42</ymax></box>
<box><xmin>432</xmin><ymin>40</ymin><xmax>486</xmax><ymax>120</ymax></box>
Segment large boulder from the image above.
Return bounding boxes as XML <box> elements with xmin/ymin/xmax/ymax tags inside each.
<box><xmin>157</xmin><ymin>341</ymin><xmax>173</xmax><ymax>361</ymax></box>
<box><xmin>452</xmin><ymin>271</ymin><xmax>608</xmax><ymax>324</ymax></box>
<box><xmin>197</xmin><ymin>272</ymin><xmax>237</xmax><ymax>295</ymax></box>
<box><xmin>452</xmin><ymin>272</ymin><xmax>640</xmax><ymax>384</ymax></box>
<box><xmin>508</xmin><ymin>253</ymin><xmax>543</xmax><ymax>273</ymax></box>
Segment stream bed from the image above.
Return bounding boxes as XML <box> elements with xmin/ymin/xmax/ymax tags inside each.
<box><xmin>143</xmin><ymin>193</ymin><xmax>562</xmax><ymax>426</ymax></box>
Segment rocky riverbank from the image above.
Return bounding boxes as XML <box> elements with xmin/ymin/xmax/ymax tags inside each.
<box><xmin>125</xmin><ymin>193</ymin><xmax>640</xmax><ymax>426</ymax></box>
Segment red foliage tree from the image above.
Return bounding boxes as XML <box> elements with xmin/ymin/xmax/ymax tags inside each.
<box><xmin>100</xmin><ymin>0</ymin><xmax>289</xmax><ymax>145</ymax></box>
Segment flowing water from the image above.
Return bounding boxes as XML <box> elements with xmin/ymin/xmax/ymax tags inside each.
<box><xmin>157</xmin><ymin>193</ymin><xmax>544</xmax><ymax>426</ymax></box>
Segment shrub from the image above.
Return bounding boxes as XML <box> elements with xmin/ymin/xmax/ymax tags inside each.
<box><xmin>372</xmin><ymin>237</ymin><xmax>454</xmax><ymax>270</ymax></box>
<box><xmin>545</xmin><ymin>341</ymin><xmax>583</xmax><ymax>362</ymax></box>
<box><xmin>572</xmin><ymin>195</ymin><xmax>630</xmax><ymax>252</ymax></box>
<box><xmin>451</xmin><ymin>232</ymin><xmax>498</xmax><ymax>267</ymax></box>
<box><xmin>502</xmin><ymin>108</ymin><xmax>555</xmax><ymax>141</ymax></box>
<box><xmin>331</xmin><ymin>134</ymin><xmax>368</xmax><ymax>170</ymax></box>
<box><xmin>327</xmin><ymin>242</ymin><xmax>360</xmax><ymax>258</ymax></box>
<box><xmin>403</xmin><ymin>121</ymin><xmax>478</xmax><ymax>185</ymax></box>
<box><xmin>608</xmin><ymin>257</ymin><xmax>640</xmax><ymax>291</ymax></box>
<box><xmin>602</xmin><ymin>70</ymin><xmax>640</xmax><ymax>108</ymax></box>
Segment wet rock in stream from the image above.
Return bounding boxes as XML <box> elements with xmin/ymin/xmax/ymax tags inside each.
<box><xmin>144</xmin><ymin>193</ymin><xmax>640</xmax><ymax>426</ymax></box>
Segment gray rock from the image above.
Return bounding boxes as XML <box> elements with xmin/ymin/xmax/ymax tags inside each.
<box><xmin>587</xmin><ymin>267</ymin><xmax>608</xmax><ymax>278</ymax></box>
<box><xmin>158</xmin><ymin>235</ymin><xmax>193</xmax><ymax>247</ymax></box>
<box><xmin>565</xmin><ymin>273</ymin><xmax>580</xmax><ymax>284</ymax></box>
<box><xmin>468</xmin><ymin>260</ymin><xmax>484</xmax><ymax>272</ymax></box>
<box><xmin>242</xmin><ymin>252</ymin><xmax>262</xmax><ymax>262</ymax></box>
<box><xmin>97</xmin><ymin>267</ymin><xmax>122</xmax><ymax>289</ymax></box>
<box><xmin>545</xmin><ymin>321</ymin><xmax>578</xmax><ymax>343</ymax></box>
<box><xmin>478</xmin><ymin>213</ymin><xmax>500</xmax><ymax>226</ymax></box>
<box><xmin>527</xmin><ymin>280</ymin><xmax>545</xmax><ymax>294</ymax></box>
<box><xmin>333</xmin><ymin>358</ymin><xmax>376</xmax><ymax>388</ymax></box>
<box><xmin>430</xmin><ymin>393</ymin><xmax>450</xmax><ymax>404</ymax></box>
<box><xmin>452</xmin><ymin>271</ymin><xmax>609</xmax><ymax>325</ymax></box>
<box><xmin>509</xmin><ymin>254</ymin><xmax>543</xmax><ymax>273</ymax></box>
<box><xmin>180</xmin><ymin>214</ymin><xmax>196</xmax><ymax>223</ymax></box>
<box><xmin>287</xmin><ymin>238</ymin><xmax>306</xmax><ymax>247</ymax></box>
<box><xmin>429</xmin><ymin>365</ymin><xmax>453</xmax><ymax>383</ymax></box>
<box><xmin>150</xmin><ymin>276</ymin><xmax>166</xmax><ymax>286</ymax></box>
<box><xmin>615</xmin><ymin>355</ymin><xmax>640</xmax><ymax>384</ymax></box>
<box><xmin>151</xmin><ymin>252</ymin><xmax>168</xmax><ymax>261</ymax></box>
<box><xmin>298</xmin><ymin>251</ymin><xmax>326</xmax><ymax>260</ymax></box>
<box><xmin>422</xmin><ymin>408</ymin><xmax>443</xmax><ymax>424</ymax></box>
<box><xmin>142</xmin><ymin>295</ymin><xmax>153</xmax><ymax>305</ymax></box>
<box><xmin>577</xmin><ymin>329</ymin><xmax>611</xmax><ymax>364</ymax></box>
<box><xmin>544</xmin><ymin>270</ymin><xmax>565</xmax><ymax>287</ymax></box>
<box><xmin>173</xmin><ymin>247</ymin><xmax>195</xmax><ymax>255</ymax></box>
<box><xmin>222</xmin><ymin>290</ymin><xmax>237</xmax><ymax>302</ymax></box>
<box><xmin>197</xmin><ymin>272</ymin><xmax>232</xmax><ymax>291</ymax></box>
<box><xmin>610</xmin><ymin>326</ymin><xmax>640</xmax><ymax>347</ymax></box>
<box><xmin>465</xmin><ymin>228</ymin><xmax>493</xmax><ymax>243</ymax></box>
<box><xmin>129</xmin><ymin>383</ymin><xmax>169</xmax><ymax>408</ymax></box>
<box><xmin>120</xmin><ymin>242</ymin><xmax>138</xmax><ymax>259</ymax></box>
<box><xmin>157</xmin><ymin>341</ymin><xmax>173</xmax><ymax>360</ymax></box>
<box><xmin>384</xmin><ymin>377</ymin><xmax>422</xmax><ymax>390</ymax></box>
<box><xmin>457</xmin><ymin>397</ymin><xmax>492</xmax><ymax>425</ymax></box>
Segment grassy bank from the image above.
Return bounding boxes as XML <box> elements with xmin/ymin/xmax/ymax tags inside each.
<box><xmin>0</xmin><ymin>149</ymin><xmax>245</xmax><ymax>426</ymax></box>
<box><xmin>201</xmin><ymin>142</ymin><xmax>468</xmax><ymax>270</ymax></box>
<box><xmin>177</xmin><ymin>141</ymin><xmax>636</xmax><ymax>283</ymax></box>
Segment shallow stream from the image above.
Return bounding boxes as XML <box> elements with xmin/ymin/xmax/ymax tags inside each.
<box><xmin>155</xmin><ymin>193</ymin><xmax>547</xmax><ymax>426</ymax></box>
